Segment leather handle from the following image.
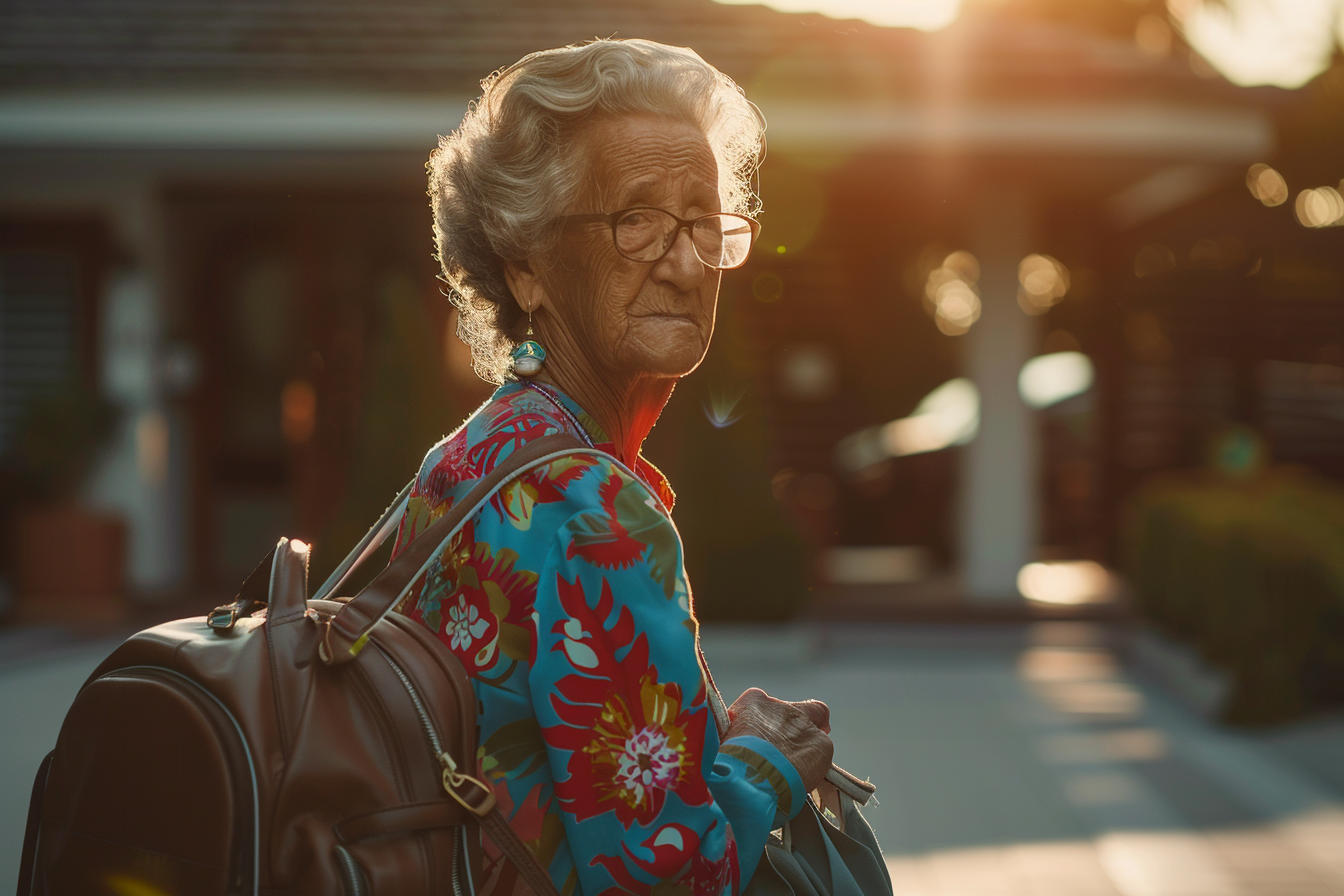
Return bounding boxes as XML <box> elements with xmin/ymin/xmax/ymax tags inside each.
<box><xmin>335</xmin><ymin>800</ymin><xmax>472</xmax><ymax>843</ymax></box>
<box><xmin>267</xmin><ymin>538</ymin><xmax>312</xmax><ymax>624</ymax></box>
<box><xmin>482</xmin><ymin>806</ymin><xmax>563</xmax><ymax>896</ymax></box>
<box><xmin>319</xmin><ymin>434</ymin><xmax>585</xmax><ymax>665</ymax></box>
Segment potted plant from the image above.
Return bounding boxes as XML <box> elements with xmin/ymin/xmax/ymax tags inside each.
<box><xmin>4</xmin><ymin>380</ymin><xmax>125</xmax><ymax>623</ymax></box>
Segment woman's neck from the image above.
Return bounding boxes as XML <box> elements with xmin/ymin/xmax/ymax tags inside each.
<box><xmin>527</xmin><ymin>332</ymin><xmax>674</xmax><ymax>466</ymax></box>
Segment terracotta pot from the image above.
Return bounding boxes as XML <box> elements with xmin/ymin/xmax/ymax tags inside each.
<box><xmin>15</xmin><ymin>504</ymin><xmax>128</xmax><ymax>623</ymax></box>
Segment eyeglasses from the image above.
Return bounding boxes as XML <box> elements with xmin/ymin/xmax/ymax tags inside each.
<box><xmin>560</xmin><ymin>207</ymin><xmax>760</xmax><ymax>270</ymax></box>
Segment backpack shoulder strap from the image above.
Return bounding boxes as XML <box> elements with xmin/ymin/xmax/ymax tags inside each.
<box><xmin>319</xmin><ymin>433</ymin><xmax>585</xmax><ymax>665</ymax></box>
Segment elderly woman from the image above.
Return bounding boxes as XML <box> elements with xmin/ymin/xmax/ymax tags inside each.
<box><xmin>391</xmin><ymin>38</ymin><xmax>833</xmax><ymax>896</ymax></box>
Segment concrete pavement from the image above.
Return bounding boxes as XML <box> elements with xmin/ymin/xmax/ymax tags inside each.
<box><xmin>701</xmin><ymin>623</ymin><xmax>1344</xmax><ymax>896</ymax></box>
<box><xmin>3</xmin><ymin>621</ymin><xmax>1342</xmax><ymax>894</ymax></box>
<box><xmin>1</xmin><ymin>636</ymin><xmax>124</xmax><ymax>889</ymax></box>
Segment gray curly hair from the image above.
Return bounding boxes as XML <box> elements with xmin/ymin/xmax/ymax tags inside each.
<box><xmin>429</xmin><ymin>38</ymin><xmax>766</xmax><ymax>384</ymax></box>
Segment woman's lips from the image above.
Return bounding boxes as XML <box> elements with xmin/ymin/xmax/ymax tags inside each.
<box><xmin>633</xmin><ymin>311</ymin><xmax>697</xmax><ymax>321</ymax></box>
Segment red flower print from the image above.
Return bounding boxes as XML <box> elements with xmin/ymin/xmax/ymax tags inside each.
<box><xmin>424</xmin><ymin>433</ymin><xmax>474</xmax><ymax>500</ymax></box>
<box><xmin>531</xmin><ymin>454</ymin><xmax>600</xmax><ymax>502</ymax></box>
<box><xmin>590</xmin><ymin>823</ymin><xmax>700</xmax><ymax>894</ymax></box>
<box><xmin>567</xmin><ymin>473</ymin><xmax>650</xmax><ymax>570</ymax></box>
<box><xmin>590</xmin><ymin>823</ymin><xmax>736</xmax><ymax>896</ymax></box>
<box><xmin>544</xmin><ymin>576</ymin><xmax>711</xmax><ymax>828</ymax></box>
<box><xmin>468</xmin><ymin>415</ymin><xmax>556</xmax><ymax>472</ymax></box>
<box><xmin>686</xmin><ymin>834</ymin><xmax>738</xmax><ymax>896</ymax></box>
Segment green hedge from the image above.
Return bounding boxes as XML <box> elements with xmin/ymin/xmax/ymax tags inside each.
<box><xmin>1127</xmin><ymin>469</ymin><xmax>1344</xmax><ymax>725</ymax></box>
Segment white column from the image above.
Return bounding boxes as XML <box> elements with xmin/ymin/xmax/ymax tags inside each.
<box><xmin>85</xmin><ymin>188</ymin><xmax>189</xmax><ymax>595</ymax></box>
<box><xmin>958</xmin><ymin>187</ymin><xmax>1038</xmax><ymax>603</ymax></box>
<box><xmin>85</xmin><ymin>268</ymin><xmax>182</xmax><ymax>592</ymax></box>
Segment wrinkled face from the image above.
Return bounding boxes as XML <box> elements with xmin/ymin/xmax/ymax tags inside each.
<box><xmin>541</xmin><ymin>114</ymin><xmax>723</xmax><ymax>382</ymax></box>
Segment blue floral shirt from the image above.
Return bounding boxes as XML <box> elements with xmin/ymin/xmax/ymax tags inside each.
<box><xmin>392</xmin><ymin>382</ymin><xmax>806</xmax><ymax>896</ymax></box>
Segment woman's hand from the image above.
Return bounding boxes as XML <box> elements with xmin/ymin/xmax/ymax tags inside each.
<box><xmin>724</xmin><ymin>688</ymin><xmax>834</xmax><ymax>793</ymax></box>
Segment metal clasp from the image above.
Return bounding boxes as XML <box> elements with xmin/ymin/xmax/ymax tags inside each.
<box><xmin>439</xmin><ymin>752</ymin><xmax>496</xmax><ymax>817</ymax></box>
<box><xmin>207</xmin><ymin>604</ymin><xmax>239</xmax><ymax>633</ymax></box>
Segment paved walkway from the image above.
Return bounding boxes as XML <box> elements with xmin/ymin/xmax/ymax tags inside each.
<box><xmin>0</xmin><ymin>635</ymin><xmax>124</xmax><ymax>888</ymax></box>
<box><xmin>3</xmin><ymin>621</ymin><xmax>1342</xmax><ymax>894</ymax></box>
<box><xmin>701</xmin><ymin>623</ymin><xmax>1344</xmax><ymax>896</ymax></box>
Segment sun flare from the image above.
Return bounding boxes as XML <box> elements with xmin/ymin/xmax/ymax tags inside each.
<box><xmin>710</xmin><ymin>0</ymin><xmax>964</xmax><ymax>31</ymax></box>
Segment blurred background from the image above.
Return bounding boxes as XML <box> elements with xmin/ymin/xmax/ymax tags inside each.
<box><xmin>2</xmin><ymin>0</ymin><xmax>1344</xmax><ymax>891</ymax></box>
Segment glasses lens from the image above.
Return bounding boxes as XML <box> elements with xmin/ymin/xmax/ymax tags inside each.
<box><xmin>611</xmin><ymin>209</ymin><xmax>755</xmax><ymax>269</ymax></box>
<box><xmin>614</xmin><ymin>209</ymin><xmax>675</xmax><ymax>262</ymax></box>
<box><xmin>695</xmin><ymin>215</ymin><xmax>753</xmax><ymax>269</ymax></box>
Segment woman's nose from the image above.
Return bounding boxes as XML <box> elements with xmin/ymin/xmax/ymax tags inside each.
<box><xmin>654</xmin><ymin>226</ymin><xmax>707</xmax><ymax>288</ymax></box>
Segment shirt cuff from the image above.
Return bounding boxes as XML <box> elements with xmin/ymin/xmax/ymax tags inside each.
<box><xmin>718</xmin><ymin>734</ymin><xmax>809</xmax><ymax>827</ymax></box>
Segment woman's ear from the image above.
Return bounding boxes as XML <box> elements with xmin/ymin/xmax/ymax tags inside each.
<box><xmin>504</xmin><ymin>260</ymin><xmax>548</xmax><ymax>316</ymax></box>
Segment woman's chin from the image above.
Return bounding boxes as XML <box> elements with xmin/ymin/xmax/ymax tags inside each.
<box><xmin>625</xmin><ymin>329</ymin><xmax>710</xmax><ymax>379</ymax></box>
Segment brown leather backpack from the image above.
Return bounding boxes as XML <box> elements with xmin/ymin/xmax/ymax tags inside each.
<box><xmin>18</xmin><ymin>435</ymin><xmax>582</xmax><ymax>896</ymax></box>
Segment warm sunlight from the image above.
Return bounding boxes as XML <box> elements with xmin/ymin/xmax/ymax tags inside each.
<box><xmin>711</xmin><ymin>0</ymin><xmax>963</xmax><ymax>31</ymax></box>
<box><xmin>1172</xmin><ymin>0</ymin><xmax>1343</xmax><ymax>88</ymax></box>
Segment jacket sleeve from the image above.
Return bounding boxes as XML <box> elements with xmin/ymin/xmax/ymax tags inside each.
<box><xmin>527</xmin><ymin>459</ymin><xmax>807</xmax><ymax>896</ymax></box>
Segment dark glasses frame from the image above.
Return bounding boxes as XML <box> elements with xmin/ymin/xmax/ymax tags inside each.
<box><xmin>560</xmin><ymin>207</ymin><xmax>761</xmax><ymax>270</ymax></box>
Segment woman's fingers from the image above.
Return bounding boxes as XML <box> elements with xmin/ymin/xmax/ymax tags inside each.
<box><xmin>727</xmin><ymin>689</ymin><xmax>830</xmax><ymax>733</ymax></box>
<box><xmin>723</xmin><ymin>689</ymin><xmax>835</xmax><ymax>792</ymax></box>
<box><xmin>797</xmin><ymin>699</ymin><xmax>831</xmax><ymax>734</ymax></box>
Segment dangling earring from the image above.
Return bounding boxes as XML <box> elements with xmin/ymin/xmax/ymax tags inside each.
<box><xmin>510</xmin><ymin>304</ymin><xmax>546</xmax><ymax>377</ymax></box>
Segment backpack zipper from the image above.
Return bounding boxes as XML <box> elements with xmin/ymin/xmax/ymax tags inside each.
<box><xmin>334</xmin><ymin>844</ymin><xmax>368</xmax><ymax>896</ymax></box>
<box><xmin>115</xmin><ymin>666</ymin><xmax>260</xmax><ymax>894</ymax></box>
<box><xmin>377</xmin><ymin>646</ymin><xmax>446</xmax><ymax>758</ymax></box>
<box><xmin>376</xmin><ymin>646</ymin><xmax>469</xmax><ymax>896</ymax></box>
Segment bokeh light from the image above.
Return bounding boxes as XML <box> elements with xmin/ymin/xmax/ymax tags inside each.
<box><xmin>923</xmin><ymin>251</ymin><xmax>982</xmax><ymax>336</ymax></box>
<box><xmin>1017</xmin><ymin>254</ymin><xmax>1070</xmax><ymax>315</ymax></box>
<box><xmin>836</xmin><ymin>377</ymin><xmax>980</xmax><ymax>471</ymax></box>
<box><xmin>777</xmin><ymin>344</ymin><xmax>839</xmax><ymax>401</ymax></box>
<box><xmin>281</xmin><ymin>379</ymin><xmax>316</xmax><ymax>444</ymax></box>
<box><xmin>883</xmin><ymin>377</ymin><xmax>980</xmax><ymax>456</ymax></box>
<box><xmin>1017</xmin><ymin>560</ymin><xmax>1114</xmax><ymax>605</ymax></box>
<box><xmin>1019</xmin><ymin>352</ymin><xmax>1095</xmax><ymax>409</ymax></box>
<box><xmin>1246</xmin><ymin>162</ymin><xmax>1289</xmax><ymax>206</ymax></box>
<box><xmin>1294</xmin><ymin>185</ymin><xmax>1344</xmax><ymax>227</ymax></box>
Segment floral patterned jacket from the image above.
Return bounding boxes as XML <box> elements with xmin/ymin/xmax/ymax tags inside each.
<box><xmin>391</xmin><ymin>382</ymin><xmax>806</xmax><ymax>896</ymax></box>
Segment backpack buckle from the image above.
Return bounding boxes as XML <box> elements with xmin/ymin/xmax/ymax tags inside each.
<box><xmin>207</xmin><ymin>596</ymin><xmax>265</xmax><ymax>634</ymax></box>
<box><xmin>207</xmin><ymin>604</ymin><xmax>240</xmax><ymax>632</ymax></box>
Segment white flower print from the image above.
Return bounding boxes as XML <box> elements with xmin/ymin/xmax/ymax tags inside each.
<box><xmin>614</xmin><ymin>726</ymin><xmax>681</xmax><ymax>805</ymax></box>
<box><xmin>446</xmin><ymin>595</ymin><xmax>489</xmax><ymax>652</ymax></box>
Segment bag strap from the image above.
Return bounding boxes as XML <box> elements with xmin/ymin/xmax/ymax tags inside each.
<box><xmin>312</xmin><ymin>480</ymin><xmax>415</xmax><ymax>603</ymax></box>
<box><xmin>317</xmin><ymin>433</ymin><xmax>583</xmax><ymax>896</ymax></box>
<box><xmin>319</xmin><ymin>433</ymin><xmax>585</xmax><ymax>665</ymax></box>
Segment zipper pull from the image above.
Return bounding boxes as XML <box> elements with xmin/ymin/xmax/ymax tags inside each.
<box><xmin>439</xmin><ymin>751</ymin><xmax>497</xmax><ymax>817</ymax></box>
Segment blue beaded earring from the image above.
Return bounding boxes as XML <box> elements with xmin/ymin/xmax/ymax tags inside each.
<box><xmin>511</xmin><ymin>305</ymin><xmax>546</xmax><ymax>377</ymax></box>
